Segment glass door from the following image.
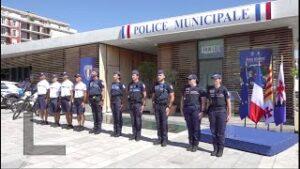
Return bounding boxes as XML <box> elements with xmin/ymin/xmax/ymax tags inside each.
<box><xmin>198</xmin><ymin>59</ymin><xmax>222</xmax><ymax>89</ymax></box>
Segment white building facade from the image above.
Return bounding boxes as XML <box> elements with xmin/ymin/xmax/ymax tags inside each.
<box><xmin>1</xmin><ymin>5</ymin><xmax>77</xmax><ymax>45</ymax></box>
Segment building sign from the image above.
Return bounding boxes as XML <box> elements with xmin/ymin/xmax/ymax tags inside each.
<box><xmin>198</xmin><ymin>39</ymin><xmax>224</xmax><ymax>59</ymax></box>
<box><xmin>80</xmin><ymin>57</ymin><xmax>96</xmax><ymax>85</ymax></box>
<box><xmin>121</xmin><ymin>2</ymin><xmax>271</xmax><ymax>39</ymax></box>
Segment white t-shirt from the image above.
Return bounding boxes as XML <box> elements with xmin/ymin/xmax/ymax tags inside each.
<box><xmin>74</xmin><ymin>81</ymin><xmax>87</xmax><ymax>98</ymax></box>
<box><xmin>37</xmin><ymin>79</ymin><xmax>49</xmax><ymax>95</ymax></box>
<box><xmin>49</xmin><ymin>81</ymin><xmax>61</xmax><ymax>98</ymax></box>
<box><xmin>61</xmin><ymin>79</ymin><xmax>74</xmax><ymax>97</ymax></box>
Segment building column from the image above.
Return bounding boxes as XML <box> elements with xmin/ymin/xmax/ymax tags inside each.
<box><xmin>99</xmin><ymin>44</ymin><xmax>110</xmax><ymax>114</ymax></box>
<box><xmin>292</xmin><ymin>25</ymin><xmax>299</xmax><ymax>132</ymax></box>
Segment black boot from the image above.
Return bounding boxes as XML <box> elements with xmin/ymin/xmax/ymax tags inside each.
<box><xmin>135</xmin><ymin>133</ymin><xmax>141</xmax><ymax>141</ymax></box>
<box><xmin>135</xmin><ymin>135</ymin><xmax>141</xmax><ymax>141</ymax></box>
<box><xmin>111</xmin><ymin>131</ymin><xmax>117</xmax><ymax>137</ymax></box>
<box><xmin>129</xmin><ymin>134</ymin><xmax>135</xmax><ymax>140</ymax></box>
<box><xmin>191</xmin><ymin>145</ymin><xmax>198</xmax><ymax>152</ymax></box>
<box><xmin>211</xmin><ymin>144</ymin><xmax>218</xmax><ymax>156</ymax></box>
<box><xmin>186</xmin><ymin>145</ymin><xmax>193</xmax><ymax>151</ymax></box>
<box><xmin>161</xmin><ymin>141</ymin><xmax>167</xmax><ymax>147</ymax></box>
<box><xmin>153</xmin><ymin>139</ymin><xmax>161</xmax><ymax>145</ymax></box>
<box><xmin>216</xmin><ymin>147</ymin><xmax>224</xmax><ymax>157</ymax></box>
<box><xmin>115</xmin><ymin>132</ymin><xmax>121</xmax><ymax>137</ymax></box>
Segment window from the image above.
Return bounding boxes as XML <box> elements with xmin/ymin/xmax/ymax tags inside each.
<box><xmin>199</xmin><ymin>59</ymin><xmax>223</xmax><ymax>88</ymax></box>
<box><xmin>1</xmin><ymin>17</ymin><xmax>5</xmax><ymax>24</ymax></box>
<box><xmin>12</xmin><ymin>20</ymin><xmax>17</xmax><ymax>27</ymax></box>
<box><xmin>31</xmin><ymin>33</ymin><xmax>40</xmax><ymax>40</ymax></box>
<box><xmin>21</xmin><ymin>22</ymin><xmax>30</xmax><ymax>30</ymax></box>
<box><xmin>1</xmin><ymin>37</ymin><xmax>6</xmax><ymax>44</ymax></box>
<box><xmin>21</xmin><ymin>31</ymin><xmax>30</xmax><ymax>39</ymax></box>
<box><xmin>42</xmin><ymin>28</ymin><xmax>50</xmax><ymax>34</ymax></box>
<box><xmin>32</xmin><ymin>25</ymin><xmax>40</xmax><ymax>32</ymax></box>
<box><xmin>1</xmin><ymin>27</ymin><xmax>6</xmax><ymax>35</ymax></box>
<box><xmin>12</xmin><ymin>29</ymin><xmax>16</xmax><ymax>36</ymax></box>
<box><xmin>198</xmin><ymin>39</ymin><xmax>224</xmax><ymax>88</ymax></box>
<box><xmin>1</xmin><ymin>69</ymin><xmax>10</xmax><ymax>81</ymax></box>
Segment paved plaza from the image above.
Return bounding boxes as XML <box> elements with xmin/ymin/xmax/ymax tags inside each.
<box><xmin>1</xmin><ymin>108</ymin><xmax>298</xmax><ymax>168</ymax></box>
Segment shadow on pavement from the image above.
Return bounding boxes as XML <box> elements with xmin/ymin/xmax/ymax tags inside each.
<box><xmin>29</xmin><ymin>118</ymin><xmax>211</xmax><ymax>154</ymax></box>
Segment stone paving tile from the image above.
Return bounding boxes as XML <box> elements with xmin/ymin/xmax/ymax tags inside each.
<box><xmin>1</xmin><ymin>109</ymin><xmax>298</xmax><ymax>168</ymax></box>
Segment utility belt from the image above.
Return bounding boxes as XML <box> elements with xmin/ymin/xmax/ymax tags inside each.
<box><xmin>61</xmin><ymin>96</ymin><xmax>71</xmax><ymax>101</ymax></box>
<box><xmin>50</xmin><ymin>97</ymin><xmax>58</xmax><ymax>101</ymax></box>
<box><xmin>74</xmin><ymin>97</ymin><xmax>84</xmax><ymax>103</ymax></box>
<box><xmin>129</xmin><ymin>100</ymin><xmax>142</xmax><ymax>104</ymax></box>
<box><xmin>89</xmin><ymin>95</ymin><xmax>102</xmax><ymax>102</ymax></box>
<box><xmin>154</xmin><ymin>99</ymin><xmax>168</xmax><ymax>105</ymax></box>
<box><xmin>111</xmin><ymin>94</ymin><xmax>122</xmax><ymax>99</ymax></box>
<box><xmin>128</xmin><ymin>95</ymin><xmax>142</xmax><ymax>104</ymax></box>
<box><xmin>183</xmin><ymin>104</ymin><xmax>201</xmax><ymax>110</ymax></box>
<box><xmin>111</xmin><ymin>95</ymin><xmax>122</xmax><ymax>102</ymax></box>
<box><xmin>209</xmin><ymin>106</ymin><xmax>226</xmax><ymax>112</ymax></box>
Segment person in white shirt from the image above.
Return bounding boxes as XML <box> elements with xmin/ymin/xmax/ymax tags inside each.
<box><xmin>36</xmin><ymin>73</ymin><xmax>50</xmax><ymax>124</ymax></box>
<box><xmin>60</xmin><ymin>72</ymin><xmax>74</xmax><ymax>129</ymax></box>
<box><xmin>48</xmin><ymin>74</ymin><xmax>61</xmax><ymax>126</ymax></box>
<box><xmin>73</xmin><ymin>74</ymin><xmax>87</xmax><ymax>131</ymax></box>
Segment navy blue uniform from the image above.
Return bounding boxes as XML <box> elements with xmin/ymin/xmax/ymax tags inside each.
<box><xmin>152</xmin><ymin>82</ymin><xmax>174</xmax><ymax>144</ymax></box>
<box><xmin>88</xmin><ymin>79</ymin><xmax>104</xmax><ymax>131</ymax></box>
<box><xmin>207</xmin><ymin>85</ymin><xmax>229</xmax><ymax>152</ymax></box>
<box><xmin>128</xmin><ymin>81</ymin><xmax>145</xmax><ymax>139</ymax></box>
<box><xmin>182</xmin><ymin>85</ymin><xmax>206</xmax><ymax>147</ymax></box>
<box><xmin>110</xmin><ymin>82</ymin><xmax>126</xmax><ymax>135</ymax></box>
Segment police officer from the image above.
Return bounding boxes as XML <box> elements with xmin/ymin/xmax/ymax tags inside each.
<box><xmin>207</xmin><ymin>73</ymin><xmax>231</xmax><ymax>157</ymax></box>
<box><xmin>73</xmin><ymin>74</ymin><xmax>87</xmax><ymax>131</ymax></box>
<box><xmin>18</xmin><ymin>77</ymin><xmax>31</xmax><ymax>92</ymax></box>
<box><xmin>60</xmin><ymin>72</ymin><xmax>74</xmax><ymax>129</ymax></box>
<box><xmin>48</xmin><ymin>74</ymin><xmax>61</xmax><ymax>126</ymax></box>
<box><xmin>36</xmin><ymin>72</ymin><xmax>50</xmax><ymax>124</ymax></box>
<box><xmin>181</xmin><ymin>74</ymin><xmax>206</xmax><ymax>152</ymax></box>
<box><xmin>128</xmin><ymin>70</ymin><xmax>146</xmax><ymax>141</ymax></box>
<box><xmin>152</xmin><ymin>69</ymin><xmax>175</xmax><ymax>147</ymax></box>
<box><xmin>110</xmin><ymin>71</ymin><xmax>126</xmax><ymax>137</ymax></box>
<box><xmin>88</xmin><ymin>70</ymin><xmax>105</xmax><ymax>134</ymax></box>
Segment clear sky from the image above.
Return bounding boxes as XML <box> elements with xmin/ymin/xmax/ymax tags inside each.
<box><xmin>2</xmin><ymin>0</ymin><xmax>267</xmax><ymax>32</ymax></box>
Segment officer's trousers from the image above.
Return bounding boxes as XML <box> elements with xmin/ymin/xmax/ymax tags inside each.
<box><xmin>208</xmin><ymin>109</ymin><xmax>227</xmax><ymax>149</ymax></box>
<box><xmin>154</xmin><ymin>104</ymin><xmax>168</xmax><ymax>143</ymax></box>
<box><xmin>89</xmin><ymin>96</ymin><xmax>103</xmax><ymax>130</ymax></box>
<box><xmin>183</xmin><ymin>105</ymin><xmax>201</xmax><ymax>146</ymax></box>
<box><xmin>111</xmin><ymin>99</ymin><xmax>123</xmax><ymax>134</ymax></box>
<box><xmin>129</xmin><ymin>103</ymin><xmax>142</xmax><ymax>138</ymax></box>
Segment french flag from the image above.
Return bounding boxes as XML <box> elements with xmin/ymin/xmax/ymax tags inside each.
<box><xmin>249</xmin><ymin>66</ymin><xmax>266</xmax><ymax>124</ymax></box>
<box><xmin>255</xmin><ymin>1</ymin><xmax>272</xmax><ymax>21</ymax></box>
<box><xmin>121</xmin><ymin>24</ymin><xmax>131</xmax><ymax>39</ymax></box>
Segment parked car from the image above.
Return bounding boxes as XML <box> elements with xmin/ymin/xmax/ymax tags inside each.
<box><xmin>1</xmin><ymin>81</ymin><xmax>22</xmax><ymax>107</ymax></box>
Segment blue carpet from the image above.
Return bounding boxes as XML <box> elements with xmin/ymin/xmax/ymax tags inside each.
<box><xmin>200</xmin><ymin>125</ymin><xmax>298</xmax><ymax>156</ymax></box>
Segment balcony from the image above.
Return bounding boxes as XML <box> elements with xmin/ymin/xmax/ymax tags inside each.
<box><xmin>21</xmin><ymin>22</ymin><xmax>30</xmax><ymax>30</ymax></box>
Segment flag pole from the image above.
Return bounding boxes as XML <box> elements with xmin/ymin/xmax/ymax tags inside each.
<box><xmin>267</xmin><ymin>124</ymin><xmax>270</xmax><ymax>131</ymax></box>
<box><xmin>280</xmin><ymin>54</ymin><xmax>284</xmax><ymax>132</ymax></box>
<box><xmin>255</xmin><ymin>123</ymin><xmax>257</xmax><ymax>129</ymax></box>
<box><xmin>244</xmin><ymin>118</ymin><xmax>246</xmax><ymax>127</ymax></box>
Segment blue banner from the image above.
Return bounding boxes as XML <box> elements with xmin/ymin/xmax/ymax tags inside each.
<box><xmin>239</xmin><ymin>49</ymin><xmax>272</xmax><ymax>87</ymax></box>
<box><xmin>80</xmin><ymin>57</ymin><xmax>96</xmax><ymax>85</ymax></box>
<box><xmin>239</xmin><ymin>48</ymin><xmax>272</xmax><ymax>120</ymax></box>
<box><xmin>239</xmin><ymin>66</ymin><xmax>249</xmax><ymax>119</ymax></box>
